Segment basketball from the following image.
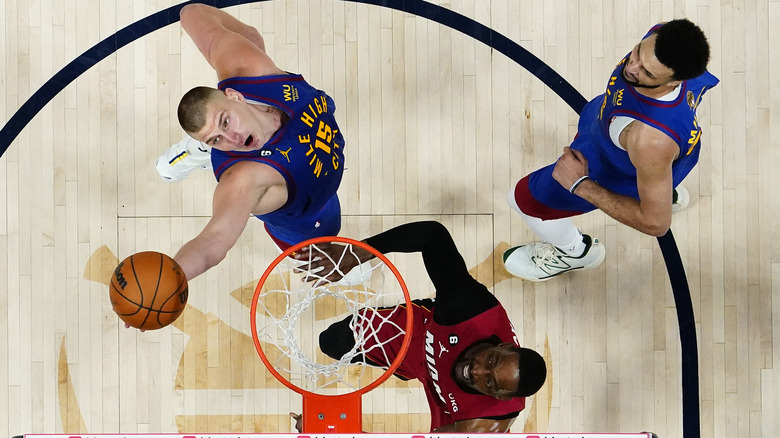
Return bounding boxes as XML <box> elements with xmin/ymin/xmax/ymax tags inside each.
<box><xmin>109</xmin><ymin>251</ymin><xmax>189</xmax><ymax>330</ymax></box>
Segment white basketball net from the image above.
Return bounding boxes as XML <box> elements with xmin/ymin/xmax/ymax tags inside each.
<box><xmin>253</xmin><ymin>241</ymin><xmax>410</xmax><ymax>395</ymax></box>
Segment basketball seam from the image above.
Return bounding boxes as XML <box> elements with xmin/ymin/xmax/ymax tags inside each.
<box><xmin>154</xmin><ymin>278</ymin><xmax>188</xmax><ymax>323</ymax></box>
<box><xmin>111</xmin><ymin>265</ymin><xmax>185</xmax><ymax>314</ymax></box>
<box><xmin>109</xmin><ymin>280</ymin><xmax>144</xmax><ymax>316</ymax></box>
<box><xmin>130</xmin><ymin>254</ymin><xmax>152</xmax><ymax>329</ymax></box>
<box><xmin>152</xmin><ymin>252</ymin><xmax>164</xmax><ymax>326</ymax></box>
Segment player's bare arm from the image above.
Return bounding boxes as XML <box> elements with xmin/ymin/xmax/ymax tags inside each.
<box><xmin>179</xmin><ymin>3</ymin><xmax>284</xmax><ymax>79</ymax></box>
<box><xmin>173</xmin><ymin>162</ymin><xmax>286</xmax><ymax>280</ymax></box>
<box><xmin>554</xmin><ymin>122</ymin><xmax>677</xmax><ymax>236</ymax></box>
<box><xmin>433</xmin><ymin>416</ymin><xmax>516</xmax><ymax>433</ymax></box>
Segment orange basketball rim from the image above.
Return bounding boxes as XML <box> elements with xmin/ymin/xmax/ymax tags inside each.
<box><xmin>250</xmin><ymin>236</ymin><xmax>413</xmax><ymax>433</ymax></box>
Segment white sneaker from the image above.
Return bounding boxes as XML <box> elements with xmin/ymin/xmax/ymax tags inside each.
<box><xmin>155</xmin><ymin>135</ymin><xmax>212</xmax><ymax>182</ymax></box>
<box><xmin>672</xmin><ymin>186</ymin><xmax>690</xmax><ymax>212</ymax></box>
<box><xmin>502</xmin><ymin>234</ymin><xmax>606</xmax><ymax>282</ymax></box>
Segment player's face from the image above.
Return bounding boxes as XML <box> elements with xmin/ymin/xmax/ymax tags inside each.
<box><xmin>452</xmin><ymin>342</ymin><xmax>520</xmax><ymax>400</ymax></box>
<box><xmin>195</xmin><ymin>89</ymin><xmax>265</xmax><ymax>152</ymax></box>
<box><xmin>622</xmin><ymin>34</ymin><xmax>677</xmax><ymax>89</ymax></box>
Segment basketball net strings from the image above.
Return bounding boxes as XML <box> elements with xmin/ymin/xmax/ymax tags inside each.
<box><xmin>254</xmin><ymin>242</ymin><xmax>408</xmax><ymax>393</ymax></box>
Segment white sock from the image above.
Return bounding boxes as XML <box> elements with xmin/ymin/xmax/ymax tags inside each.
<box><xmin>557</xmin><ymin>233</ymin><xmax>587</xmax><ymax>256</ymax></box>
<box><xmin>507</xmin><ymin>189</ymin><xmax>587</xmax><ymax>256</ymax></box>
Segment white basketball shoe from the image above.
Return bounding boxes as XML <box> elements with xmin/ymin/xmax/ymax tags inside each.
<box><xmin>155</xmin><ymin>135</ymin><xmax>212</xmax><ymax>182</ymax></box>
<box><xmin>502</xmin><ymin>234</ymin><xmax>606</xmax><ymax>282</ymax></box>
<box><xmin>672</xmin><ymin>185</ymin><xmax>690</xmax><ymax>212</ymax></box>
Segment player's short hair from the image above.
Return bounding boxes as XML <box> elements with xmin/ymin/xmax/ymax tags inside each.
<box><xmin>177</xmin><ymin>86</ymin><xmax>224</xmax><ymax>134</ymax></box>
<box><xmin>512</xmin><ymin>346</ymin><xmax>547</xmax><ymax>397</ymax></box>
<box><xmin>654</xmin><ymin>19</ymin><xmax>710</xmax><ymax>80</ymax></box>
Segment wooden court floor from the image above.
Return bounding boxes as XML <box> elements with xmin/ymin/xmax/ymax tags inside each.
<box><xmin>1</xmin><ymin>0</ymin><xmax>778</xmax><ymax>436</ymax></box>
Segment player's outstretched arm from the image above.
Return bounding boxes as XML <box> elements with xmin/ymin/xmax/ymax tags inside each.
<box><xmin>295</xmin><ymin>221</ymin><xmax>469</xmax><ymax>284</ymax></box>
<box><xmin>173</xmin><ymin>166</ymin><xmax>269</xmax><ymax>280</ymax></box>
<box><xmin>433</xmin><ymin>416</ymin><xmax>516</xmax><ymax>433</ymax></box>
<box><xmin>179</xmin><ymin>3</ymin><xmax>284</xmax><ymax>80</ymax></box>
<box><xmin>299</xmin><ymin>221</ymin><xmax>474</xmax><ymax>287</ymax></box>
<box><xmin>296</xmin><ymin>221</ymin><xmax>498</xmax><ymax>323</ymax></box>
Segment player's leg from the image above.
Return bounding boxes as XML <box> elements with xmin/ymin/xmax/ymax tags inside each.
<box><xmin>503</xmin><ymin>173</ymin><xmax>605</xmax><ymax>282</ymax></box>
<box><xmin>156</xmin><ymin>134</ymin><xmax>212</xmax><ymax>181</ymax></box>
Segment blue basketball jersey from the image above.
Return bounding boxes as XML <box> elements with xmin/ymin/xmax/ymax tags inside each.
<box><xmin>575</xmin><ymin>26</ymin><xmax>720</xmax><ymax>198</ymax></box>
<box><xmin>528</xmin><ymin>25</ymin><xmax>719</xmax><ymax>211</ymax></box>
<box><xmin>210</xmin><ymin>74</ymin><xmax>345</xmax><ymax>245</ymax></box>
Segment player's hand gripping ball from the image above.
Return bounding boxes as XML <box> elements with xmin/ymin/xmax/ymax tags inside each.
<box><xmin>109</xmin><ymin>251</ymin><xmax>189</xmax><ymax>330</ymax></box>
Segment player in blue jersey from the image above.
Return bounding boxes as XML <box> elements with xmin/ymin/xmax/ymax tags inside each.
<box><xmin>504</xmin><ymin>19</ymin><xmax>718</xmax><ymax>282</ymax></box>
<box><xmin>164</xmin><ymin>4</ymin><xmax>346</xmax><ymax>282</ymax></box>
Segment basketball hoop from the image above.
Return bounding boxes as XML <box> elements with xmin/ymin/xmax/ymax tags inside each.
<box><xmin>250</xmin><ymin>236</ymin><xmax>413</xmax><ymax>433</ymax></box>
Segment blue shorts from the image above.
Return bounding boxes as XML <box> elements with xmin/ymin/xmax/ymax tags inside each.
<box><xmin>513</xmin><ymin>166</ymin><xmax>596</xmax><ymax>220</ymax></box>
<box><xmin>261</xmin><ymin>195</ymin><xmax>342</xmax><ymax>250</ymax></box>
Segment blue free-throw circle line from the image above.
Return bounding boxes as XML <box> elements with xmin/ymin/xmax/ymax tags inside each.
<box><xmin>0</xmin><ymin>1</ymin><xmax>699</xmax><ymax>437</ymax></box>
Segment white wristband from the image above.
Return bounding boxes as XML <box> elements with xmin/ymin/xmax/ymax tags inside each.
<box><xmin>569</xmin><ymin>175</ymin><xmax>590</xmax><ymax>193</ymax></box>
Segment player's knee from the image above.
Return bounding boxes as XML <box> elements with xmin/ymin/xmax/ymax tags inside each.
<box><xmin>319</xmin><ymin>315</ymin><xmax>355</xmax><ymax>360</ymax></box>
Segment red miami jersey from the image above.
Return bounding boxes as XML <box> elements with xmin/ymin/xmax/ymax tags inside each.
<box><xmin>360</xmin><ymin>301</ymin><xmax>525</xmax><ymax>431</ymax></box>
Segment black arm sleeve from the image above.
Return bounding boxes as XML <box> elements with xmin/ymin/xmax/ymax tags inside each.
<box><xmin>363</xmin><ymin>221</ymin><xmax>498</xmax><ymax>325</ymax></box>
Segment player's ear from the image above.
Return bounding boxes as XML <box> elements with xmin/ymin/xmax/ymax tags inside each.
<box><xmin>224</xmin><ymin>88</ymin><xmax>245</xmax><ymax>102</ymax></box>
<box><xmin>669</xmin><ymin>79</ymin><xmax>683</xmax><ymax>88</ymax></box>
<box><xmin>494</xmin><ymin>393</ymin><xmax>513</xmax><ymax>401</ymax></box>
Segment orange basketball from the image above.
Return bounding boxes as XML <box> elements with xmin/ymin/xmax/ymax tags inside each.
<box><xmin>109</xmin><ymin>251</ymin><xmax>189</xmax><ymax>330</ymax></box>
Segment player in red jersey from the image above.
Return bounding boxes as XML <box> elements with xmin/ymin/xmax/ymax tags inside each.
<box><xmin>302</xmin><ymin>221</ymin><xmax>547</xmax><ymax>432</ymax></box>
